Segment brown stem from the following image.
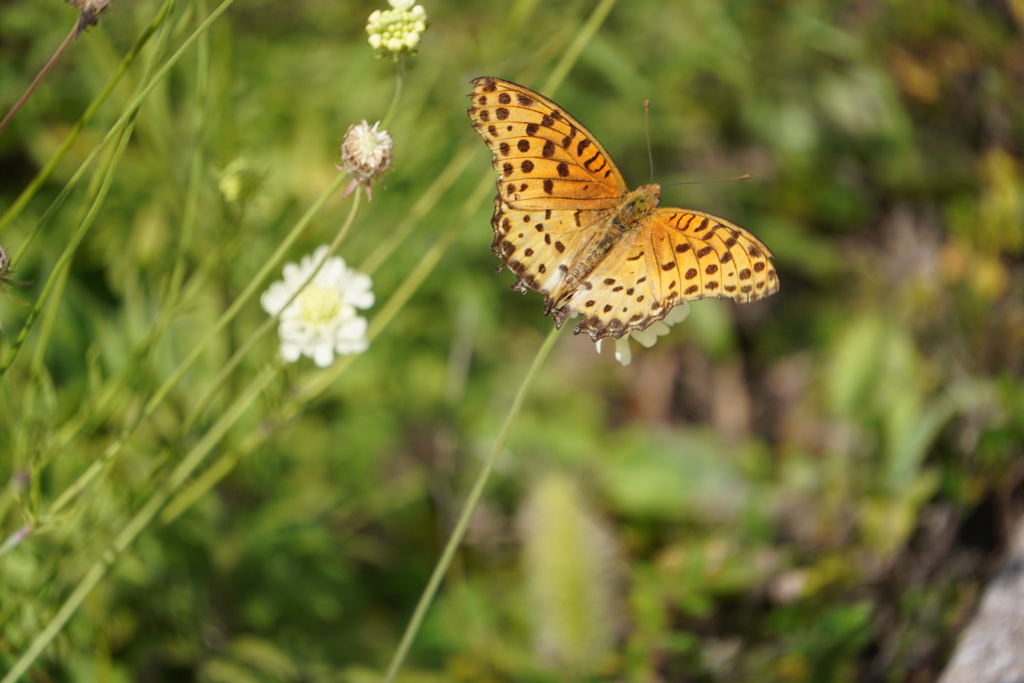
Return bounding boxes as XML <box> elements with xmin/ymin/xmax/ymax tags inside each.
<box><xmin>0</xmin><ymin>23</ymin><xmax>79</xmax><ymax>137</ymax></box>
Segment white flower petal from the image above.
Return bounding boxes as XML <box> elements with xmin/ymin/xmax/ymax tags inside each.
<box><xmin>664</xmin><ymin>302</ymin><xmax>691</xmax><ymax>325</ymax></box>
<box><xmin>613</xmin><ymin>337</ymin><xmax>632</xmax><ymax>366</ymax></box>
<box><xmin>312</xmin><ymin>345</ymin><xmax>335</xmax><ymax>368</ymax></box>
<box><xmin>280</xmin><ymin>342</ymin><xmax>302</xmax><ymax>363</ymax></box>
<box><xmin>630</xmin><ymin>322</ymin><xmax>666</xmax><ymax>348</ymax></box>
<box><xmin>595</xmin><ymin>301</ymin><xmax>692</xmax><ymax>365</ymax></box>
<box><xmin>260</xmin><ymin>282</ymin><xmax>292</xmax><ymax>315</ymax></box>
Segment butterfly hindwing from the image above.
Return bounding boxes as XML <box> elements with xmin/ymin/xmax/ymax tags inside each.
<box><xmin>491</xmin><ymin>196</ymin><xmax>612</xmax><ymax>311</ymax></box>
<box><xmin>649</xmin><ymin>209</ymin><xmax>779</xmax><ymax>304</ymax></box>
<box><xmin>557</xmin><ymin>210</ymin><xmax>779</xmax><ymax>340</ymax></box>
<box><xmin>554</xmin><ymin>226</ymin><xmax>671</xmax><ymax>340</ymax></box>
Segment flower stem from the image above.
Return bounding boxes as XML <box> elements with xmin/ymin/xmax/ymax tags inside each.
<box><xmin>541</xmin><ymin>0</ymin><xmax>618</xmax><ymax>95</ymax></box>
<box><xmin>182</xmin><ymin>191</ymin><xmax>362</xmax><ymax>431</ymax></box>
<box><xmin>0</xmin><ymin>24</ymin><xmax>77</xmax><ymax>137</ymax></box>
<box><xmin>381</xmin><ymin>325</ymin><xmax>563</xmax><ymax>683</ymax></box>
<box><xmin>0</xmin><ymin>0</ymin><xmax>224</xmax><ymax>240</ymax></box>
<box><xmin>43</xmin><ymin>170</ymin><xmax>349</xmax><ymax>520</ymax></box>
<box><xmin>381</xmin><ymin>55</ymin><xmax>405</xmax><ymax>130</ymax></box>
<box><xmin>0</xmin><ymin>363</ymin><xmax>279</xmax><ymax>683</ymax></box>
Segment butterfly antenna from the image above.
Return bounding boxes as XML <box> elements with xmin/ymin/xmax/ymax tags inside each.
<box><xmin>662</xmin><ymin>173</ymin><xmax>751</xmax><ymax>188</ymax></box>
<box><xmin>644</xmin><ymin>100</ymin><xmax>654</xmax><ymax>183</ymax></box>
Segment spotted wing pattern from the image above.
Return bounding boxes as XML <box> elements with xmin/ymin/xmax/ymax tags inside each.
<box><xmin>467</xmin><ymin>76</ymin><xmax>626</xmax><ymax>210</ymax></box>
<box><xmin>467</xmin><ymin>76</ymin><xmax>779</xmax><ymax>342</ymax></box>
<box><xmin>555</xmin><ymin>209</ymin><xmax>779</xmax><ymax>340</ymax></box>
<box><xmin>468</xmin><ymin>76</ymin><xmax>628</xmax><ymax>316</ymax></box>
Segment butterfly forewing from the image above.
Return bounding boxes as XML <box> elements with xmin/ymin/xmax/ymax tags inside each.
<box><xmin>468</xmin><ymin>77</ymin><xmax>626</xmax><ymax>210</ymax></box>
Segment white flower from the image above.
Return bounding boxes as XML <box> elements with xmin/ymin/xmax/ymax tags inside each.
<box><xmin>338</xmin><ymin>120</ymin><xmax>393</xmax><ymax>201</ymax></box>
<box><xmin>595</xmin><ymin>302</ymin><xmax>691</xmax><ymax>366</ymax></box>
<box><xmin>366</xmin><ymin>0</ymin><xmax>428</xmax><ymax>59</ymax></box>
<box><xmin>261</xmin><ymin>246</ymin><xmax>374</xmax><ymax>367</ymax></box>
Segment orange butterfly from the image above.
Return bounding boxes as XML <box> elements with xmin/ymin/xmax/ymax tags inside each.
<box><xmin>466</xmin><ymin>77</ymin><xmax>779</xmax><ymax>341</ymax></box>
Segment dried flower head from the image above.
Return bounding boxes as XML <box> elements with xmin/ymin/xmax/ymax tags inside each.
<box><xmin>67</xmin><ymin>0</ymin><xmax>111</xmax><ymax>37</ymax></box>
<box><xmin>595</xmin><ymin>301</ymin><xmax>691</xmax><ymax>366</ymax></box>
<box><xmin>338</xmin><ymin>120</ymin><xmax>393</xmax><ymax>201</ymax></box>
<box><xmin>261</xmin><ymin>246</ymin><xmax>374</xmax><ymax>367</ymax></box>
<box><xmin>366</xmin><ymin>0</ymin><xmax>428</xmax><ymax>59</ymax></box>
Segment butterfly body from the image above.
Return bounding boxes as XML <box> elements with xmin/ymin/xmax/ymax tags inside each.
<box><xmin>546</xmin><ymin>183</ymin><xmax>658</xmax><ymax>310</ymax></box>
<box><xmin>468</xmin><ymin>77</ymin><xmax>778</xmax><ymax>341</ymax></box>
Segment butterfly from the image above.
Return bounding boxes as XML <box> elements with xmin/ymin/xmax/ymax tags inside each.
<box><xmin>466</xmin><ymin>76</ymin><xmax>779</xmax><ymax>341</ymax></box>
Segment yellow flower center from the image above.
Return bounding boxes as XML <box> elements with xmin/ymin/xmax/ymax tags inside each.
<box><xmin>298</xmin><ymin>284</ymin><xmax>343</xmax><ymax>325</ymax></box>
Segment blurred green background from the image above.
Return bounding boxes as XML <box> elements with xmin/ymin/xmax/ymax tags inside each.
<box><xmin>1</xmin><ymin>0</ymin><xmax>1023</xmax><ymax>680</ymax></box>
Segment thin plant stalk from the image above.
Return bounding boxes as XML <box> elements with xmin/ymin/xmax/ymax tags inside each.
<box><xmin>296</xmin><ymin>171</ymin><xmax>494</xmax><ymax>402</ymax></box>
<box><xmin>181</xmin><ymin>191</ymin><xmax>363</xmax><ymax>432</ymax></box>
<box><xmin>0</xmin><ymin>0</ymin><xmax>173</xmax><ymax>238</ymax></box>
<box><xmin>359</xmin><ymin>144</ymin><xmax>475</xmax><ymax>276</ymax></box>
<box><xmin>541</xmin><ymin>0</ymin><xmax>618</xmax><ymax>95</ymax></box>
<box><xmin>165</xmin><ymin>0</ymin><xmax>212</xmax><ymax>308</ymax></box>
<box><xmin>2</xmin><ymin>180</ymin><xmax>363</xmax><ymax>674</ymax></box>
<box><xmin>380</xmin><ymin>55</ymin><xmax>406</xmax><ymax>130</ymax></box>
<box><xmin>3</xmin><ymin>1</ymin><xmax>178</xmax><ymax>373</ymax></box>
<box><xmin>159</xmin><ymin>165</ymin><xmax>485</xmax><ymax>514</ymax></box>
<box><xmin>44</xmin><ymin>172</ymin><xmax>349</xmax><ymax>520</ymax></box>
<box><xmin>0</xmin><ymin>0</ymin><xmax>230</xmax><ymax>251</ymax></box>
<box><xmin>381</xmin><ymin>325</ymin><xmax>563</xmax><ymax>683</ymax></box>
<box><xmin>0</xmin><ymin>128</ymin><xmax>140</xmax><ymax>376</ymax></box>
<box><xmin>374</xmin><ymin>1</ymin><xmax>619</xmax><ymax>673</ymax></box>
<box><xmin>0</xmin><ymin>25</ymin><xmax>78</xmax><ymax>137</ymax></box>
<box><xmin>0</xmin><ymin>362</ymin><xmax>279</xmax><ymax>683</ymax></box>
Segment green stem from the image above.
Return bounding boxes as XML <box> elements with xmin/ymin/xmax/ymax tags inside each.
<box><xmin>381</xmin><ymin>325</ymin><xmax>562</xmax><ymax>683</ymax></box>
<box><xmin>0</xmin><ymin>24</ymin><xmax>78</xmax><ymax>137</ymax></box>
<box><xmin>541</xmin><ymin>0</ymin><xmax>618</xmax><ymax>95</ymax></box>
<box><xmin>380</xmin><ymin>56</ymin><xmax>406</xmax><ymax>130</ymax></box>
<box><xmin>0</xmin><ymin>0</ymin><xmax>218</xmax><ymax>245</ymax></box>
<box><xmin>43</xmin><ymin>172</ymin><xmax>348</xmax><ymax>520</ymax></box>
<box><xmin>296</xmin><ymin>170</ymin><xmax>493</xmax><ymax>403</ymax></box>
<box><xmin>0</xmin><ymin>118</ymin><xmax>139</xmax><ymax>681</ymax></box>
<box><xmin>0</xmin><ymin>0</ymin><xmax>173</xmax><ymax>237</ymax></box>
<box><xmin>0</xmin><ymin>363</ymin><xmax>278</xmax><ymax>683</ymax></box>
<box><xmin>0</xmin><ymin>112</ymin><xmax>143</xmax><ymax>374</ymax></box>
<box><xmin>182</xmin><ymin>191</ymin><xmax>362</xmax><ymax>431</ymax></box>
<box><xmin>166</xmin><ymin>0</ymin><xmax>211</xmax><ymax>309</ymax></box>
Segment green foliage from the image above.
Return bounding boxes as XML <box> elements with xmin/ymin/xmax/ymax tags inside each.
<box><xmin>1</xmin><ymin>0</ymin><xmax>1023</xmax><ymax>680</ymax></box>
